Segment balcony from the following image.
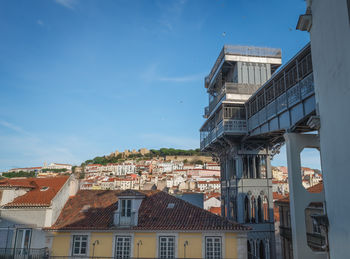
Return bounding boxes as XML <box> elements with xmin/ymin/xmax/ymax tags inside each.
<box><xmin>207</xmin><ymin>83</ymin><xmax>260</xmax><ymax>118</ymax></box>
<box><xmin>114</xmin><ymin>211</ymin><xmax>137</xmax><ymax>227</ymax></box>
<box><xmin>203</xmin><ymin>106</ymin><xmax>209</xmax><ymax>118</ymax></box>
<box><xmin>205</xmin><ymin>45</ymin><xmax>282</xmax><ymax>89</ymax></box>
<box><xmin>280</xmin><ymin>226</ymin><xmax>292</xmax><ymax>240</ymax></box>
<box><xmin>307</xmin><ymin>232</ymin><xmax>326</xmax><ymax>251</ymax></box>
<box><xmin>279</xmin><ymin>227</ymin><xmax>326</xmax><ymax>251</ymax></box>
<box><xmin>0</xmin><ymin>248</ymin><xmax>48</xmax><ymax>259</ymax></box>
<box><xmin>200</xmin><ymin>119</ymin><xmax>247</xmax><ymax>150</ymax></box>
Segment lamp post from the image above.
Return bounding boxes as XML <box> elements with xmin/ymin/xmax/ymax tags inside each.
<box><xmin>137</xmin><ymin>240</ymin><xmax>143</xmax><ymax>258</ymax></box>
<box><xmin>184</xmin><ymin>240</ymin><xmax>189</xmax><ymax>259</ymax></box>
<box><xmin>92</xmin><ymin>240</ymin><xmax>99</xmax><ymax>258</ymax></box>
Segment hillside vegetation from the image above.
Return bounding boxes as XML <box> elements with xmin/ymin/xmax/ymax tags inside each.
<box><xmin>82</xmin><ymin>148</ymin><xmax>210</xmax><ymax>166</ymax></box>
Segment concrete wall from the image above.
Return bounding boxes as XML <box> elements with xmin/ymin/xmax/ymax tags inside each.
<box><xmin>1</xmin><ymin>208</ymin><xmax>48</xmax><ymax>227</ymax></box>
<box><xmin>47</xmin><ymin>175</ymin><xmax>78</xmax><ymax>227</ymax></box>
<box><xmin>308</xmin><ymin>1</ymin><xmax>350</xmax><ymax>258</ymax></box>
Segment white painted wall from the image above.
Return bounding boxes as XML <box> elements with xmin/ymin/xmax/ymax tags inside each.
<box><xmin>46</xmin><ymin>175</ymin><xmax>78</xmax><ymax>227</ymax></box>
<box><xmin>0</xmin><ymin>189</ymin><xmax>28</xmax><ymax>206</ymax></box>
<box><xmin>204</xmin><ymin>197</ymin><xmax>221</xmax><ymax>210</ymax></box>
<box><xmin>307</xmin><ymin>1</ymin><xmax>350</xmax><ymax>258</ymax></box>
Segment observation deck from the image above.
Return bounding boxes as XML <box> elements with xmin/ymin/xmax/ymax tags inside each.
<box><xmin>200</xmin><ymin>43</ymin><xmax>316</xmax><ymax>151</ymax></box>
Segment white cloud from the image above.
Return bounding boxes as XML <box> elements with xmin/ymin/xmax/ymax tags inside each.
<box><xmin>0</xmin><ymin>120</ymin><xmax>30</xmax><ymax>135</ymax></box>
<box><xmin>54</xmin><ymin>0</ymin><xmax>78</xmax><ymax>10</ymax></box>
<box><xmin>37</xmin><ymin>20</ymin><xmax>44</xmax><ymax>26</ymax></box>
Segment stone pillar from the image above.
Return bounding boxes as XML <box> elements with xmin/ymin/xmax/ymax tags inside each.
<box><xmin>284</xmin><ymin>133</ymin><xmax>327</xmax><ymax>259</ymax></box>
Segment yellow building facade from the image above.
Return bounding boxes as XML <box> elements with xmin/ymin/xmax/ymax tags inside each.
<box><xmin>49</xmin><ymin>231</ymin><xmax>245</xmax><ymax>258</ymax></box>
<box><xmin>46</xmin><ymin>190</ymin><xmax>249</xmax><ymax>258</ymax></box>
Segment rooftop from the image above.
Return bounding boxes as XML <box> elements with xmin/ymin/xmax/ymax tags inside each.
<box><xmin>0</xmin><ymin>176</ymin><xmax>69</xmax><ymax>207</ymax></box>
<box><xmin>47</xmin><ymin>190</ymin><xmax>249</xmax><ymax>231</ymax></box>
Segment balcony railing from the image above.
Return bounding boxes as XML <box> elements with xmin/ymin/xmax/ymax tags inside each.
<box><xmin>203</xmin><ymin>106</ymin><xmax>209</xmax><ymax>118</ymax></box>
<box><xmin>279</xmin><ymin>226</ymin><xmax>292</xmax><ymax>240</ymax></box>
<box><xmin>207</xmin><ymin>83</ymin><xmax>260</xmax><ymax>117</ymax></box>
<box><xmin>0</xmin><ymin>248</ymin><xmax>48</xmax><ymax>259</ymax></box>
<box><xmin>114</xmin><ymin>211</ymin><xmax>137</xmax><ymax>227</ymax></box>
<box><xmin>200</xmin><ymin>119</ymin><xmax>247</xmax><ymax>150</ymax></box>
<box><xmin>307</xmin><ymin>232</ymin><xmax>326</xmax><ymax>251</ymax></box>
<box><xmin>278</xmin><ymin>227</ymin><xmax>326</xmax><ymax>251</ymax></box>
<box><xmin>205</xmin><ymin>45</ymin><xmax>281</xmax><ymax>89</ymax></box>
<box><xmin>50</xmin><ymin>257</ymin><xmax>243</xmax><ymax>259</ymax></box>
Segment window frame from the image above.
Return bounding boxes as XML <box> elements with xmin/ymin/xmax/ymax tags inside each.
<box><xmin>71</xmin><ymin>234</ymin><xmax>89</xmax><ymax>256</ymax></box>
<box><xmin>157</xmin><ymin>235</ymin><xmax>177</xmax><ymax>259</ymax></box>
<box><xmin>121</xmin><ymin>199</ymin><xmax>132</xmax><ymax>217</ymax></box>
<box><xmin>14</xmin><ymin>228</ymin><xmax>32</xmax><ymax>251</ymax></box>
<box><xmin>114</xmin><ymin>235</ymin><xmax>132</xmax><ymax>259</ymax></box>
<box><xmin>205</xmin><ymin>236</ymin><xmax>223</xmax><ymax>259</ymax></box>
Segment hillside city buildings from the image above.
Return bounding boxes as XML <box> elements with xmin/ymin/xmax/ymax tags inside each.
<box><xmin>1</xmin><ymin>0</ymin><xmax>348</xmax><ymax>258</ymax></box>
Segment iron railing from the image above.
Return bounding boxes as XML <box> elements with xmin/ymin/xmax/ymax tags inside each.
<box><xmin>0</xmin><ymin>248</ymin><xmax>48</xmax><ymax>259</ymax></box>
<box><xmin>200</xmin><ymin>119</ymin><xmax>247</xmax><ymax>150</ymax></box>
<box><xmin>113</xmin><ymin>212</ymin><xmax>137</xmax><ymax>227</ymax></box>
<box><xmin>279</xmin><ymin>226</ymin><xmax>292</xmax><ymax>240</ymax></box>
<box><xmin>307</xmin><ymin>232</ymin><xmax>326</xmax><ymax>250</ymax></box>
<box><xmin>208</xmin><ymin>83</ymin><xmax>260</xmax><ymax>117</ymax></box>
<box><xmin>247</xmin><ymin>44</ymin><xmax>312</xmax><ymax>119</ymax></box>
<box><xmin>205</xmin><ymin>45</ymin><xmax>281</xmax><ymax>88</ymax></box>
<box><xmin>50</xmin><ymin>257</ymin><xmax>244</xmax><ymax>259</ymax></box>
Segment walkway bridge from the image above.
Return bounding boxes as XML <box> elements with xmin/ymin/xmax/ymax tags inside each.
<box><xmin>200</xmin><ymin>43</ymin><xmax>316</xmax><ymax>151</ymax></box>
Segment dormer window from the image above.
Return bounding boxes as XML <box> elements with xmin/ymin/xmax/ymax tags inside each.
<box><xmin>121</xmin><ymin>199</ymin><xmax>131</xmax><ymax>217</ymax></box>
<box><xmin>114</xmin><ymin>190</ymin><xmax>146</xmax><ymax>227</ymax></box>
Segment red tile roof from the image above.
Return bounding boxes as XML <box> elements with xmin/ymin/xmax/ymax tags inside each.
<box><xmin>209</xmin><ymin>207</ymin><xmax>221</xmax><ymax>216</ymax></box>
<box><xmin>47</xmin><ymin>190</ymin><xmax>249</xmax><ymax>231</ymax></box>
<box><xmin>0</xmin><ymin>176</ymin><xmax>69</xmax><ymax>207</ymax></box>
<box><xmin>275</xmin><ymin>182</ymin><xmax>323</xmax><ymax>204</ymax></box>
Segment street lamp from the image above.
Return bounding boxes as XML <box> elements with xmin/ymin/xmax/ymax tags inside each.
<box><xmin>137</xmin><ymin>240</ymin><xmax>143</xmax><ymax>258</ymax></box>
<box><xmin>184</xmin><ymin>240</ymin><xmax>189</xmax><ymax>258</ymax></box>
<box><xmin>92</xmin><ymin>240</ymin><xmax>99</xmax><ymax>258</ymax></box>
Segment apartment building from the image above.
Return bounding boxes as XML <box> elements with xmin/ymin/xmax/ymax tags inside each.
<box><xmin>45</xmin><ymin>190</ymin><xmax>250</xmax><ymax>258</ymax></box>
<box><xmin>0</xmin><ymin>175</ymin><xmax>78</xmax><ymax>256</ymax></box>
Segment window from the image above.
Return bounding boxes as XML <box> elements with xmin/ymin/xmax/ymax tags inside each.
<box><xmin>159</xmin><ymin>236</ymin><xmax>175</xmax><ymax>258</ymax></box>
<box><xmin>115</xmin><ymin>236</ymin><xmax>131</xmax><ymax>258</ymax></box>
<box><xmin>121</xmin><ymin>199</ymin><xmax>132</xmax><ymax>217</ymax></box>
<box><xmin>259</xmin><ymin>240</ymin><xmax>266</xmax><ymax>259</ymax></box>
<box><xmin>205</xmin><ymin>236</ymin><xmax>222</xmax><ymax>259</ymax></box>
<box><xmin>15</xmin><ymin>229</ymin><xmax>31</xmax><ymax>251</ymax></box>
<box><xmin>312</xmin><ymin>220</ymin><xmax>321</xmax><ymax>234</ymax></box>
<box><xmin>72</xmin><ymin>235</ymin><xmax>88</xmax><ymax>256</ymax></box>
<box><xmin>257</xmin><ymin>196</ymin><xmax>263</xmax><ymax>223</ymax></box>
<box><xmin>263</xmin><ymin>197</ymin><xmax>269</xmax><ymax>222</ymax></box>
<box><xmin>251</xmin><ymin>197</ymin><xmax>256</xmax><ymax>223</ymax></box>
<box><xmin>244</xmin><ymin>196</ymin><xmax>250</xmax><ymax>223</ymax></box>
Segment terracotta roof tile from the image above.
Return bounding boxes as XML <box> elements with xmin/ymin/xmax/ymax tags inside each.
<box><xmin>47</xmin><ymin>190</ymin><xmax>249</xmax><ymax>231</ymax></box>
<box><xmin>209</xmin><ymin>207</ymin><xmax>221</xmax><ymax>216</ymax></box>
<box><xmin>0</xmin><ymin>176</ymin><xmax>69</xmax><ymax>207</ymax></box>
<box><xmin>275</xmin><ymin>182</ymin><xmax>323</xmax><ymax>204</ymax></box>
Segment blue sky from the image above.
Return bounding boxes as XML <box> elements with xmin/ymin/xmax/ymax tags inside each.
<box><xmin>0</xmin><ymin>0</ymin><xmax>316</xmax><ymax>170</ymax></box>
